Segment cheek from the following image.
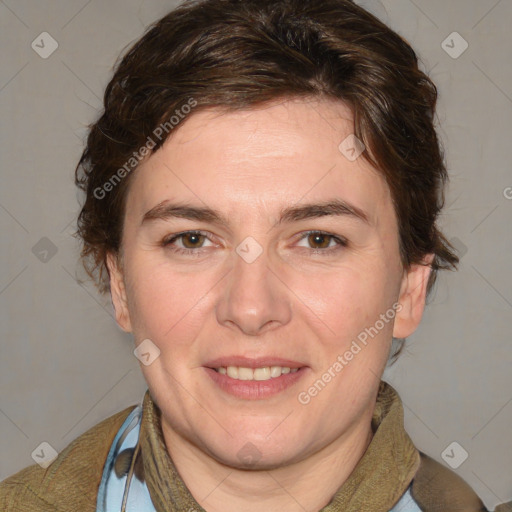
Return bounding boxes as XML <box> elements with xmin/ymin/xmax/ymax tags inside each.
<box><xmin>124</xmin><ymin>259</ymin><xmax>180</xmax><ymax>334</ymax></box>
<box><xmin>289</xmin><ymin>263</ymin><xmax>398</xmax><ymax>338</ymax></box>
<box><xmin>324</xmin><ymin>275</ymin><xmax>398</xmax><ymax>378</ymax></box>
<box><xmin>124</xmin><ymin>256</ymin><xmax>214</xmax><ymax>350</ymax></box>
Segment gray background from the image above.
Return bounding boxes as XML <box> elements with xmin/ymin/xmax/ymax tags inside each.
<box><xmin>0</xmin><ymin>0</ymin><xmax>511</xmax><ymax>508</ymax></box>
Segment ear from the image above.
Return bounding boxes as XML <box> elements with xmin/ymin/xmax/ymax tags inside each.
<box><xmin>393</xmin><ymin>254</ymin><xmax>434</xmax><ymax>339</ymax></box>
<box><xmin>106</xmin><ymin>251</ymin><xmax>132</xmax><ymax>333</ymax></box>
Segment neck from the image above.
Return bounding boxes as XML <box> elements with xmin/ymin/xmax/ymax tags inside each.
<box><xmin>161</xmin><ymin>416</ymin><xmax>374</xmax><ymax>512</ymax></box>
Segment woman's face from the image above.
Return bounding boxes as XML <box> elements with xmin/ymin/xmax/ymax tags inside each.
<box><xmin>108</xmin><ymin>97</ymin><xmax>430</xmax><ymax>469</ymax></box>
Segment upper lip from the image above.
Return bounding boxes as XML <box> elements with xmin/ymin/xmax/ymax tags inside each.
<box><xmin>204</xmin><ymin>356</ymin><xmax>306</xmax><ymax>369</ymax></box>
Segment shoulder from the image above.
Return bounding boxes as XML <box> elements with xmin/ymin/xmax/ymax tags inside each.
<box><xmin>0</xmin><ymin>404</ymin><xmax>136</xmax><ymax>512</ymax></box>
<box><xmin>411</xmin><ymin>450</ymin><xmax>502</xmax><ymax>512</ymax></box>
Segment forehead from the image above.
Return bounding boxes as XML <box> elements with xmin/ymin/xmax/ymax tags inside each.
<box><xmin>166</xmin><ymin>98</ymin><xmax>357</xmax><ymax>167</ymax></box>
<box><xmin>125</xmin><ymin>98</ymin><xmax>393</xmax><ymax>228</ymax></box>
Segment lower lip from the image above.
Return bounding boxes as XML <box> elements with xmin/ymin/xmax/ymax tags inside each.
<box><xmin>204</xmin><ymin>367</ymin><xmax>308</xmax><ymax>400</ymax></box>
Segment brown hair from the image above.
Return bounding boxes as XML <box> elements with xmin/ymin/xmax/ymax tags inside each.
<box><xmin>75</xmin><ymin>0</ymin><xmax>458</xmax><ymax>357</ymax></box>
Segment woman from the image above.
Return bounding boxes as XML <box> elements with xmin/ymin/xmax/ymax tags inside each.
<box><xmin>1</xmin><ymin>0</ymin><xmax>509</xmax><ymax>510</ymax></box>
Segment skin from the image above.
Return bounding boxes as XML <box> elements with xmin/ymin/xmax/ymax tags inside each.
<box><xmin>107</xmin><ymin>97</ymin><xmax>432</xmax><ymax>512</ymax></box>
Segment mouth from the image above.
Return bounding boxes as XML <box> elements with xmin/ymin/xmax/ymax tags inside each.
<box><xmin>203</xmin><ymin>357</ymin><xmax>308</xmax><ymax>399</ymax></box>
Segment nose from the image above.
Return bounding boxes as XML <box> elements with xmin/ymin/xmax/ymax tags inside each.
<box><xmin>215</xmin><ymin>244</ymin><xmax>292</xmax><ymax>336</ymax></box>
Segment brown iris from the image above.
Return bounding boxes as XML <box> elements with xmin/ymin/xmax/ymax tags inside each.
<box><xmin>180</xmin><ymin>233</ymin><xmax>206</xmax><ymax>248</ymax></box>
<box><xmin>307</xmin><ymin>233</ymin><xmax>332</xmax><ymax>249</ymax></box>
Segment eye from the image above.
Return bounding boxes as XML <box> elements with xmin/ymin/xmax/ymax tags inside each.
<box><xmin>295</xmin><ymin>230</ymin><xmax>348</xmax><ymax>253</ymax></box>
<box><xmin>162</xmin><ymin>229</ymin><xmax>348</xmax><ymax>257</ymax></box>
<box><xmin>162</xmin><ymin>231</ymin><xmax>215</xmax><ymax>255</ymax></box>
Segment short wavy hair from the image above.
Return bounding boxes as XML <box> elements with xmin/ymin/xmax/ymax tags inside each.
<box><xmin>74</xmin><ymin>0</ymin><xmax>459</xmax><ymax>359</ymax></box>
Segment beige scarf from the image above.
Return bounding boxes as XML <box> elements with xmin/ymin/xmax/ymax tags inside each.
<box><xmin>138</xmin><ymin>380</ymin><xmax>420</xmax><ymax>511</ymax></box>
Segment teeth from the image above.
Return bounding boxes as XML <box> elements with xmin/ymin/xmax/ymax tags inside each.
<box><xmin>215</xmin><ymin>365</ymin><xmax>300</xmax><ymax>381</ymax></box>
<box><xmin>254</xmin><ymin>367</ymin><xmax>270</xmax><ymax>380</ymax></box>
<box><xmin>270</xmin><ymin>366</ymin><xmax>282</xmax><ymax>378</ymax></box>
<box><xmin>226</xmin><ymin>366</ymin><xmax>238</xmax><ymax>379</ymax></box>
<box><xmin>238</xmin><ymin>367</ymin><xmax>253</xmax><ymax>380</ymax></box>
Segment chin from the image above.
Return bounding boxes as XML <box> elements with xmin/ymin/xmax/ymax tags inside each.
<box><xmin>205</xmin><ymin>437</ymin><xmax>303</xmax><ymax>471</ymax></box>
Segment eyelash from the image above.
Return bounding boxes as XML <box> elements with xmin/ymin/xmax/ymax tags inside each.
<box><xmin>161</xmin><ymin>230</ymin><xmax>348</xmax><ymax>257</ymax></box>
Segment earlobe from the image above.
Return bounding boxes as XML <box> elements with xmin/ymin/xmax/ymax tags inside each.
<box><xmin>393</xmin><ymin>254</ymin><xmax>434</xmax><ymax>339</ymax></box>
<box><xmin>106</xmin><ymin>252</ymin><xmax>132</xmax><ymax>333</ymax></box>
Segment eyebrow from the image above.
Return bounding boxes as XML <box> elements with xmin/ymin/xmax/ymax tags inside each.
<box><xmin>141</xmin><ymin>198</ymin><xmax>370</xmax><ymax>228</ymax></box>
